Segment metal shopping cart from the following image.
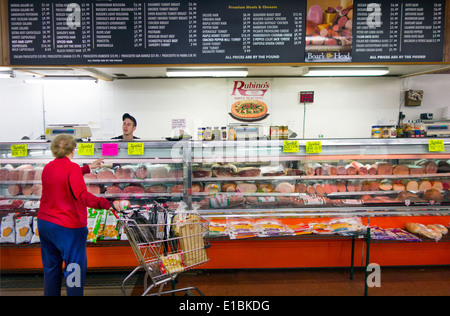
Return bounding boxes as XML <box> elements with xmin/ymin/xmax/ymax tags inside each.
<box><xmin>117</xmin><ymin>205</ymin><xmax>210</xmax><ymax>296</ymax></box>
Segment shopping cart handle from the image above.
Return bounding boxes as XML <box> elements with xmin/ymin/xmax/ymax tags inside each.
<box><xmin>204</xmin><ymin>242</ymin><xmax>211</xmax><ymax>249</ymax></box>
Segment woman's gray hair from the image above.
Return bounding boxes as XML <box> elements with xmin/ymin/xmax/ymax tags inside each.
<box><xmin>50</xmin><ymin>134</ymin><xmax>77</xmax><ymax>159</ymax></box>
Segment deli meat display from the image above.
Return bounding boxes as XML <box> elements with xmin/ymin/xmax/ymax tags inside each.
<box><xmin>7</xmin><ymin>0</ymin><xmax>446</xmax><ymax>65</ymax></box>
<box><xmin>0</xmin><ymin>139</ymin><xmax>449</xmax><ymax>271</ymax></box>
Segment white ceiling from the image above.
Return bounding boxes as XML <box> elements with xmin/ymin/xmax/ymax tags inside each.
<box><xmin>8</xmin><ymin>63</ymin><xmax>450</xmax><ymax>81</ymax></box>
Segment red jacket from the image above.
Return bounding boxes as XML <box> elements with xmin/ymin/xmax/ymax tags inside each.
<box><xmin>38</xmin><ymin>157</ymin><xmax>111</xmax><ymax>229</ymax></box>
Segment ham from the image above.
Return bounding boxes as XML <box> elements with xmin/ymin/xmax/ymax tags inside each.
<box><xmin>437</xmin><ymin>160</ymin><xmax>450</xmax><ymax>173</ymax></box>
<box><xmin>414</xmin><ymin>160</ymin><xmax>438</xmax><ymax>174</ymax></box>
<box><xmin>346</xmin><ymin>181</ymin><xmax>355</xmax><ymax>192</ymax></box>
<box><xmin>379</xmin><ymin>179</ymin><xmax>393</xmax><ymax>191</ymax></box>
<box><xmin>351</xmin><ymin>161</ymin><xmax>368</xmax><ymax>175</ymax></box>
<box><xmin>392</xmin><ymin>165</ymin><xmax>410</xmax><ymax>175</ymax></box>
<box><xmin>336</xmin><ymin>166</ymin><xmax>347</xmax><ymax>175</ymax></box>
<box><xmin>370</xmin><ymin>181</ymin><xmax>380</xmax><ymax>191</ymax></box>
<box><xmin>144</xmin><ymin>185</ymin><xmax>166</xmax><ymax>193</ymax></box>
<box><xmin>423</xmin><ymin>189</ymin><xmax>444</xmax><ymax>202</ymax></box>
<box><xmin>393</xmin><ymin>180</ymin><xmax>406</xmax><ymax>191</ymax></box>
<box><xmin>8</xmin><ymin>185</ymin><xmax>22</xmax><ymax>196</ymax></box>
<box><xmin>365</xmin><ymin>164</ymin><xmax>377</xmax><ymax>175</ymax></box>
<box><xmin>418</xmin><ymin>180</ymin><xmax>432</xmax><ymax>191</ymax></box>
<box><xmin>222</xmin><ymin>182</ymin><xmax>238</xmax><ymax>192</ymax></box>
<box><xmin>97</xmin><ymin>168</ymin><xmax>115</xmax><ymax>180</ymax></box>
<box><xmin>22</xmin><ymin>185</ymin><xmax>33</xmax><ymax>196</ymax></box>
<box><xmin>123</xmin><ymin>185</ymin><xmax>145</xmax><ymax>194</ymax></box>
<box><xmin>135</xmin><ymin>164</ymin><xmax>148</xmax><ymax>179</ymax></box>
<box><xmin>115</xmin><ymin>166</ymin><xmax>135</xmax><ymax>179</ymax></box>
<box><xmin>84</xmin><ymin>173</ymin><xmax>97</xmax><ymax>180</ymax></box>
<box><xmin>237</xmin><ymin>167</ymin><xmax>261</xmax><ymax>177</ymax></box>
<box><xmin>261</xmin><ymin>166</ymin><xmax>285</xmax><ymax>176</ymax></box>
<box><xmin>353</xmin><ymin>181</ymin><xmax>363</xmax><ymax>192</ymax></box>
<box><xmin>295</xmin><ymin>183</ymin><xmax>307</xmax><ymax>193</ymax></box>
<box><xmin>106</xmin><ymin>185</ymin><xmax>122</xmax><ymax>194</ymax></box>
<box><xmin>149</xmin><ymin>166</ymin><xmax>169</xmax><ymax>178</ymax></box>
<box><xmin>275</xmin><ymin>182</ymin><xmax>295</xmax><ymax>193</ymax></box>
<box><xmin>314</xmin><ymin>183</ymin><xmax>325</xmax><ymax>196</ymax></box>
<box><xmin>193</xmin><ymin>169</ymin><xmax>212</xmax><ymax>178</ymax></box>
<box><xmin>87</xmin><ymin>185</ymin><xmax>101</xmax><ymax>195</ymax></box>
<box><xmin>372</xmin><ymin>162</ymin><xmax>393</xmax><ymax>175</ymax></box>
<box><xmin>169</xmin><ymin>184</ymin><xmax>184</xmax><ymax>194</ymax></box>
<box><xmin>336</xmin><ymin>181</ymin><xmax>346</xmax><ymax>192</ymax></box>
<box><xmin>285</xmin><ymin>168</ymin><xmax>304</xmax><ymax>176</ymax></box>
<box><xmin>407</xmin><ymin>165</ymin><xmax>425</xmax><ymax>175</ymax></box>
<box><xmin>237</xmin><ymin>183</ymin><xmax>258</xmax><ymax>193</ymax></box>
<box><xmin>345</xmin><ymin>164</ymin><xmax>357</xmax><ymax>175</ymax></box>
<box><xmin>168</xmin><ymin>168</ymin><xmax>183</xmax><ymax>178</ymax></box>
<box><xmin>192</xmin><ymin>183</ymin><xmax>203</xmax><ymax>193</ymax></box>
<box><xmin>406</xmin><ymin>180</ymin><xmax>419</xmax><ymax>191</ymax></box>
<box><xmin>312</xmin><ymin>163</ymin><xmax>324</xmax><ymax>175</ymax></box>
<box><xmin>307</xmin><ymin>185</ymin><xmax>315</xmax><ymax>195</ymax></box>
<box><xmin>303</xmin><ymin>163</ymin><xmax>316</xmax><ymax>176</ymax></box>
<box><xmin>211</xmin><ymin>163</ymin><xmax>237</xmax><ymax>177</ymax></box>
<box><xmin>322</xmin><ymin>164</ymin><xmax>337</xmax><ymax>175</ymax></box>
<box><xmin>0</xmin><ymin>164</ymin><xmax>14</xmax><ymax>180</ymax></box>
<box><xmin>431</xmin><ymin>181</ymin><xmax>443</xmax><ymax>191</ymax></box>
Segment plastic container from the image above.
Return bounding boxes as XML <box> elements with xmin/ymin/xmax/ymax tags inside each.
<box><xmin>371</xmin><ymin>126</ymin><xmax>381</xmax><ymax>138</ymax></box>
<box><xmin>204</xmin><ymin>127</ymin><xmax>212</xmax><ymax>141</ymax></box>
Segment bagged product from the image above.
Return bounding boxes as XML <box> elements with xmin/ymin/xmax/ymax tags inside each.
<box><xmin>1</xmin><ymin>213</ymin><xmax>16</xmax><ymax>244</ymax></box>
<box><xmin>370</xmin><ymin>226</ymin><xmax>396</xmax><ymax>241</ymax></box>
<box><xmin>15</xmin><ymin>215</ymin><xmax>33</xmax><ymax>244</ymax></box>
<box><xmin>87</xmin><ymin>208</ymin><xmax>102</xmax><ymax>243</ymax></box>
<box><xmin>385</xmin><ymin>228</ymin><xmax>422</xmax><ymax>242</ymax></box>
<box><xmin>30</xmin><ymin>216</ymin><xmax>40</xmax><ymax>244</ymax></box>
<box><xmin>254</xmin><ymin>219</ymin><xmax>287</xmax><ymax>237</ymax></box>
<box><xmin>328</xmin><ymin>217</ymin><xmax>366</xmax><ymax>236</ymax></box>
<box><xmin>96</xmin><ymin>209</ymin><xmax>107</xmax><ymax>240</ymax></box>
<box><xmin>287</xmin><ymin>223</ymin><xmax>313</xmax><ymax>235</ymax></box>
<box><xmin>160</xmin><ymin>254</ymin><xmax>185</xmax><ymax>274</ymax></box>
<box><xmin>227</xmin><ymin>219</ymin><xmax>257</xmax><ymax>239</ymax></box>
<box><xmin>208</xmin><ymin>221</ymin><xmax>227</xmax><ymax>236</ymax></box>
<box><xmin>102</xmin><ymin>210</ymin><xmax>120</xmax><ymax>240</ymax></box>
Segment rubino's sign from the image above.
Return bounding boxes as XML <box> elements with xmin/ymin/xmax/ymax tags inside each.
<box><xmin>228</xmin><ymin>80</ymin><xmax>271</xmax><ymax>122</ymax></box>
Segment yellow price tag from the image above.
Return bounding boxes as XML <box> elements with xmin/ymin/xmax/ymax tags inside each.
<box><xmin>78</xmin><ymin>143</ymin><xmax>95</xmax><ymax>156</ymax></box>
<box><xmin>11</xmin><ymin>144</ymin><xmax>27</xmax><ymax>157</ymax></box>
<box><xmin>428</xmin><ymin>139</ymin><xmax>445</xmax><ymax>152</ymax></box>
<box><xmin>283</xmin><ymin>140</ymin><xmax>299</xmax><ymax>153</ymax></box>
<box><xmin>306</xmin><ymin>141</ymin><xmax>322</xmax><ymax>154</ymax></box>
<box><xmin>128</xmin><ymin>142</ymin><xmax>144</xmax><ymax>155</ymax></box>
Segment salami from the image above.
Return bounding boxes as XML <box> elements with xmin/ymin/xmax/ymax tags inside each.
<box><xmin>0</xmin><ymin>164</ymin><xmax>13</xmax><ymax>180</ymax></box>
<box><xmin>87</xmin><ymin>185</ymin><xmax>101</xmax><ymax>195</ymax></box>
<box><xmin>322</xmin><ymin>164</ymin><xmax>337</xmax><ymax>175</ymax></box>
<box><xmin>345</xmin><ymin>164</ymin><xmax>357</xmax><ymax>175</ymax></box>
<box><xmin>295</xmin><ymin>183</ymin><xmax>307</xmax><ymax>193</ymax></box>
<box><xmin>193</xmin><ymin>169</ymin><xmax>212</xmax><ymax>178</ymax></box>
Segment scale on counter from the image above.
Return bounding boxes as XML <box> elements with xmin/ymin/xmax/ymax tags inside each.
<box><xmin>423</xmin><ymin>121</ymin><xmax>450</xmax><ymax>137</ymax></box>
<box><xmin>45</xmin><ymin>124</ymin><xmax>92</xmax><ymax>140</ymax></box>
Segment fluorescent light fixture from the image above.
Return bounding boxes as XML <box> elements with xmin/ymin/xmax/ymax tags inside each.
<box><xmin>0</xmin><ymin>71</ymin><xmax>13</xmax><ymax>79</ymax></box>
<box><xmin>167</xmin><ymin>68</ymin><xmax>248</xmax><ymax>78</ymax></box>
<box><xmin>24</xmin><ymin>76</ymin><xmax>98</xmax><ymax>84</ymax></box>
<box><xmin>304</xmin><ymin>67</ymin><xmax>390</xmax><ymax>77</ymax></box>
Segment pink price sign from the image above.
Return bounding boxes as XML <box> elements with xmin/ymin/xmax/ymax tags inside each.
<box><xmin>102</xmin><ymin>143</ymin><xmax>119</xmax><ymax>156</ymax></box>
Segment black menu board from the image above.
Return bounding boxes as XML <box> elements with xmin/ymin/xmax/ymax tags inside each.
<box><xmin>8</xmin><ymin>0</ymin><xmax>446</xmax><ymax>65</ymax></box>
<box><xmin>8</xmin><ymin>0</ymin><xmax>306</xmax><ymax>65</ymax></box>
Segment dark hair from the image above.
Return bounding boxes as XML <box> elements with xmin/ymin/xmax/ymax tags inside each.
<box><xmin>123</xmin><ymin>113</ymin><xmax>137</xmax><ymax>127</ymax></box>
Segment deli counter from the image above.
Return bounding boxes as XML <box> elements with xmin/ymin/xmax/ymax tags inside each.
<box><xmin>1</xmin><ymin>138</ymin><xmax>449</xmax><ymax>270</ymax></box>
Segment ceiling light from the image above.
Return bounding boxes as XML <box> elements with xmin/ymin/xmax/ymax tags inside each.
<box><xmin>0</xmin><ymin>71</ymin><xmax>13</xmax><ymax>79</ymax></box>
<box><xmin>304</xmin><ymin>67</ymin><xmax>390</xmax><ymax>77</ymax></box>
<box><xmin>166</xmin><ymin>68</ymin><xmax>248</xmax><ymax>78</ymax></box>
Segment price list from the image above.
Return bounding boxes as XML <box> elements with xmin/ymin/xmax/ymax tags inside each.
<box><xmin>353</xmin><ymin>0</ymin><xmax>445</xmax><ymax>62</ymax></box>
<box><xmin>8</xmin><ymin>0</ymin><xmax>445</xmax><ymax>65</ymax></box>
<box><xmin>9</xmin><ymin>0</ymin><xmax>307</xmax><ymax>65</ymax></box>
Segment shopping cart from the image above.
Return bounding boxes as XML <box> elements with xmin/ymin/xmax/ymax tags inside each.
<box><xmin>117</xmin><ymin>205</ymin><xmax>210</xmax><ymax>296</ymax></box>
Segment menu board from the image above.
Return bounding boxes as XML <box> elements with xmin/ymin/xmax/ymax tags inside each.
<box><xmin>8</xmin><ymin>0</ymin><xmax>446</xmax><ymax>65</ymax></box>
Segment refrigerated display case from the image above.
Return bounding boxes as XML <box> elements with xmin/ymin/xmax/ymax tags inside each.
<box><xmin>1</xmin><ymin>138</ymin><xmax>449</xmax><ymax>270</ymax></box>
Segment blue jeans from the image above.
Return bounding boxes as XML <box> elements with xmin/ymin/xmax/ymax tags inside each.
<box><xmin>38</xmin><ymin>219</ymin><xmax>88</xmax><ymax>296</ymax></box>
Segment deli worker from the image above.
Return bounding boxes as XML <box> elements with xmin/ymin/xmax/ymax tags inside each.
<box><xmin>111</xmin><ymin>113</ymin><xmax>140</xmax><ymax>141</ymax></box>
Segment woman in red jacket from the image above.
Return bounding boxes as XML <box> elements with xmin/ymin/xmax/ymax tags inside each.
<box><xmin>38</xmin><ymin>134</ymin><xmax>113</xmax><ymax>296</ymax></box>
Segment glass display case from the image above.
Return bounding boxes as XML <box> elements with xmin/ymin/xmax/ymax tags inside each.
<box><xmin>1</xmin><ymin>138</ymin><xmax>449</xmax><ymax>219</ymax></box>
<box><xmin>189</xmin><ymin>138</ymin><xmax>450</xmax><ymax>219</ymax></box>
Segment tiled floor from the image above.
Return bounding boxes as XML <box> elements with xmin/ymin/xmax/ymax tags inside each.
<box><xmin>1</xmin><ymin>266</ymin><xmax>449</xmax><ymax>296</ymax></box>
